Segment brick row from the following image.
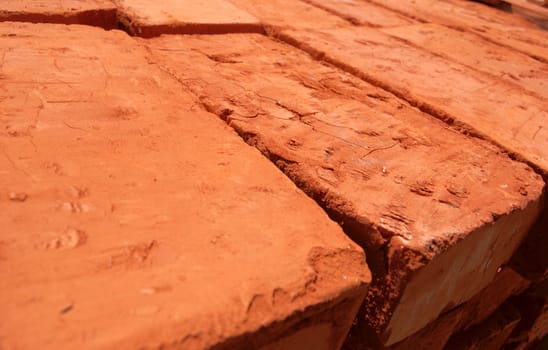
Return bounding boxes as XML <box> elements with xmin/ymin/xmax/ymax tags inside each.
<box><xmin>382</xmin><ymin>23</ymin><xmax>548</xmax><ymax>100</ymax></box>
<box><xmin>278</xmin><ymin>26</ymin><xmax>548</xmax><ymax>177</ymax></box>
<box><xmin>300</xmin><ymin>0</ymin><xmax>416</xmax><ymax>27</ymax></box>
<box><xmin>364</xmin><ymin>0</ymin><xmax>548</xmax><ymax>62</ymax></box>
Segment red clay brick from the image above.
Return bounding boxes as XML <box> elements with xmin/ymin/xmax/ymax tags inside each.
<box><xmin>279</xmin><ymin>27</ymin><xmax>548</xmax><ymax>177</ymax></box>
<box><xmin>145</xmin><ymin>33</ymin><xmax>545</xmax><ymax>346</ymax></box>
<box><xmin>280</xmin><ymin>25</ymin><xmax>548</xmax><ymax>289</ymax></box>
<box><xmin>228</xmin><ymin>0</ymin><xmax>348</xmax><ymax>31</ymax></box>
<box><xmin>281</xmin><ymin>24</ymin><xmax>548</xmax><ymax>291</ymax></box>
<box><xmin>382</xmin><ymin>23</ymin><xmax>548</xmax><ymax>100</ymax></box>
<box><xmin>366</xmin><ymin>0</ymin><xmax>538</xmax><ymax>28</ymax></box>
<box><xmin>115</xmin><ymin>0</ymin><xmax>262</xmax><ymax>37</ymax></box>
<box><xmin>300</xmin><ymin>0</ymin><xmax>416</xmax><ymax>27</ymax></box>
<box><xmin>0</xmin><ymin>0</ymin><xmax>117</xmax><ymax>28</ymax></box>
<box><xmin>0</xmin><ymin>22</ymin><xmax>370</xmax><ymax>350</ymax></box>
<box><xmin>365</xmin><ymin>0</ymin><xmax>548</xmax><ymax>62</ymax></box>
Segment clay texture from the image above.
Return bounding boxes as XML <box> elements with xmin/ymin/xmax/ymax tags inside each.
<box><xmin>0</xmin><ymin>22</ymin><xmax>370</xmax><ymax>350</ymax></box>
<box><xmin>145</xmin><ymin>33</ymin><xmax>544</xmax><ymax>346</ymax></box>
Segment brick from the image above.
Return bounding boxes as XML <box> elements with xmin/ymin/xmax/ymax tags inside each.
<box><xmin>445</xmin><ymin>303</ymin><xmax>521</xmax><ymax>350</ymax></box>
<box><xmin>300</xmin><ymin>0</ymin><xmax>416</xmax><ymax>27</ymax></box>
<box><xmin>145</xmin><ymin>33</ymin><xmax>544</xmax><ymax>346</ymax></box>
<box><xmin>475</xmin><ymin>22</ymin><xmax>548</xmax><ymax>63</ymax></box>
<box><xmin>382</xmin><ymin>23</ymin><xmax>548</xmax><ymax>100</ymax></box>
<box><xmin>0</xmin><ymin>0</ymin><xmax>117</xmax><ymax>28</ymax></box>
<box><xmin>228</xmin><ymin>0</ymin><xmax>348</xmax><ymax>31</ymax></box>
<box><xmin>279</xmin><ymin>27</ymin><xmax>548</xmax><ymax>177</ymax></box>
<box><xmin>115</xmin><ymin>0</ymin><xmax>262</xmax><ymax>37</ymax></box>
<box><xmin>0</xmin><ymin>22</ymin><xmax>370</xmax><ymax>350</ymax></box>
<box><xmin>365</xmin><ymin>0</ymin><xmax>548</xmax><ymax>62</ymax></box>
<box><xmin>279</xmin><ymin>26</ymin><xmax>548</xmax><ymax>286</ymax></box>
<box><xmin>365</xmin><ymin>0</ymin><xmax>538</xmax><ymax>28</ymax></box>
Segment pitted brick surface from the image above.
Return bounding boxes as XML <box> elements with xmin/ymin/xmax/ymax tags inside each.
<box><xmin>1</xmin><ymin>0</ymin><xmax>547</xmax><ymax>349</ymax></box>
<box><xmin>383</xmin><ymin>23</ymin><xmax>548</xmax><ymax>100</ymax></box>
<box><xmin>302</xmin><ymin>0</ymin><xmax>416</xmax><ymax>27</ymax></box>
<box><xmin>228</xmin><ymin>0</ymin><xmax>347</xmax><ymax>31</ymax></box>
<box><xmin>365</xmin><ymin>0</ymin><xmax>548</xmax><ymax>62</ymax></box>
<box><xmin>280</xmin><ymin>27</ymin><xmax>548</xmax><ymax>177</ymax></box>
<box><xmin>0</xmin><ymin>22</ymin><xmax>369</xmax><ymax>350</ymax></box>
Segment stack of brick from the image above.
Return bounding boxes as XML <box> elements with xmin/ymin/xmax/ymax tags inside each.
<box><xmin>225</xmin><ymin>0</ymin><xmax>548</xmax><ymax>348</ymax></box>
<box><xmin>0</xmin><ymin>20</ymin><xmax>373</xmax><ymax>350</ymax></box>
<box><xmin>0</xmin><ymin>0</ymin><xmax>546</xmax><ymax>349</ymax></box>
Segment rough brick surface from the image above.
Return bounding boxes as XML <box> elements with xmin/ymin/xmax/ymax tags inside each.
<box><xmin>115</xmin><ymin>0</ymin><xmax>262</xmax><ymax>37</ymax></box>
<box><xmin>1</xmin><ymin>0</ymin><xmax>547</xmax><ymax>349</ymax></box>
<box><xmin>366</xmin><ymin>0</ymin><xmax>538</xmax><ymax>28</ymax></box>
<box><xmin>301</xmin><ymin>0</ymin><xmax>416</xmax><ymax>27</ymax></box>
<box><xmin>0</xmin><ymin>0</ymin><xmax>117</xmax><ymax>28</ymax></box>
<box><xmin>280</xmin><ymin>27</ymin><xmax>548</xmax><ymax>176</ymax></box>
<box><xmin>0</xmin><ymin>22</ymin><xmax>370</xmax><ymax>350</ymax></box>
<box><xmin>145</xmin><ymin>33</ymin><xmax>545</xmax><ymax>346</ymax></box>
<box><xmin>365</xmin><ymin>0</ymin><xmax>548</xmax><ymax>62</ymax></box>
<box><xmin>382</xmin><ymin>23</ymin><xmax>548</xmax><ymax>100</ymax></box>
<box><xmin>228</xmin><ymin>0</ymin><xmax>347</xmax><ymax>31</ymax></box>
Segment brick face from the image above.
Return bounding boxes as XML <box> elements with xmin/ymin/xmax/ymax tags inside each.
<box><xmin>0</xmin><ymin>0</ymin><xmax>117</xmax><ymax>28</ymax></box>
<box><xmin>116</xmin><ymin>0</ymin><xmax>262</xmax><ymax>36</ymax></box>
<box><xmin>228</xmin><ymin>0</ymin><xmax>347</xmax><ymax>30</ymax></box>
<box><xmin>365</xmin><ymin>0</ymin><xmax>548</xmax><ymax>62</ymax></box>
<box><xmin>280</xmin><ymin>27</ymin><xmax>548</xmax><ymax>177</ymax></box>
<box><xmin>382</xmin><ymin>23</ymin><xmax>548</xmax><ymax>100</ymax></box>
<box><xmin>300</xmin><ymin>0</ymin><xmax>416</xmax><ymax>27</ymax></box>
